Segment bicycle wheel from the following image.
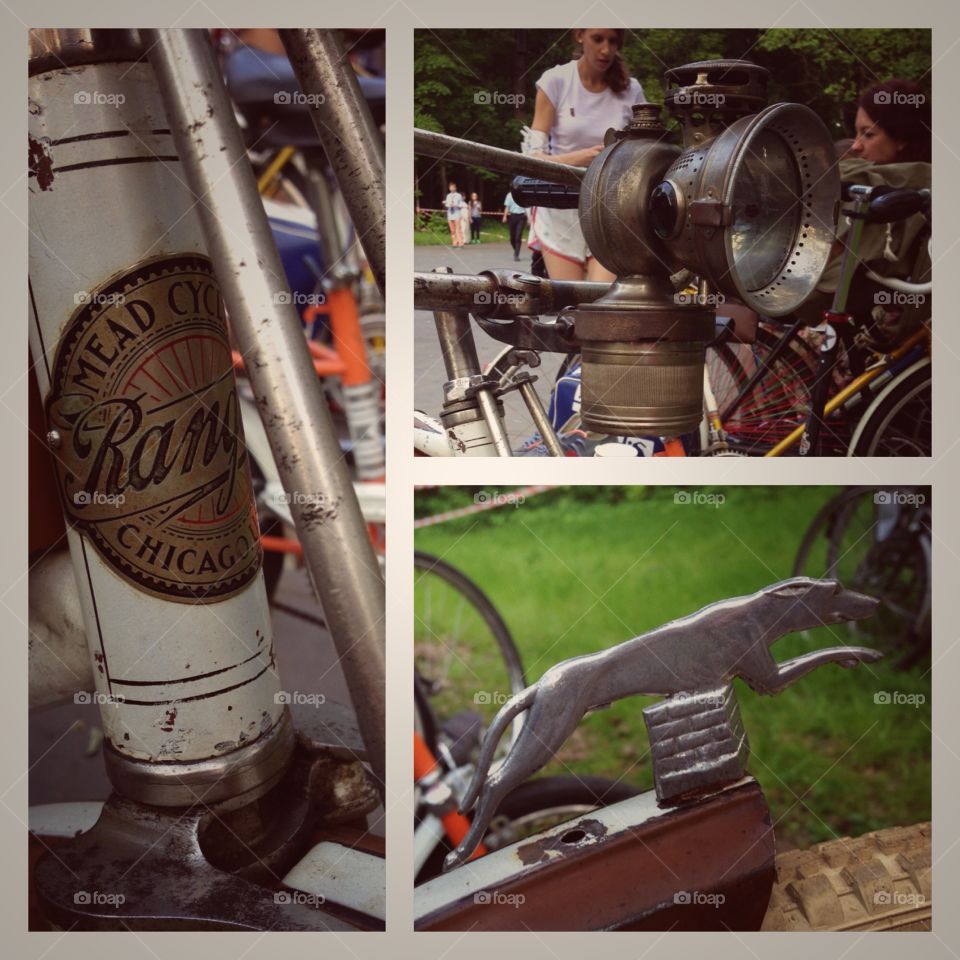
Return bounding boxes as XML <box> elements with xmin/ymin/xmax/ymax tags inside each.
<box><xmin>414</xmin><ymin>552</ymin><xmax>527</xmax><ymax>752</ymax></box>
<box><xmin>848</xmin><ymin>358</ymin><xmax>931</xmax><ymax>456</ymax></box>
<box><xmin>763</xmin><ymin>822</ymin><xmax>931</xmax><ymax>931</ymax></box>
<box><xmin>707</xmin><ymin>324</ymin><xmax>849</xmax><ymax>455</ymax></box>
<box><xmin>793</xmin><ymin>487</ymin><xmax>931</xmax><ymax>664</ymax></box>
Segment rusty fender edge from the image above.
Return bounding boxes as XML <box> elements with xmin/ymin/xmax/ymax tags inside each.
<box><xmin>414</xmin><ymin>777</ymin><xmax>775</xmax><ymax>932</ymax></box>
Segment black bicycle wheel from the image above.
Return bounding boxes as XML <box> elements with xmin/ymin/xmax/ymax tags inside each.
<box><xmin>793</xmin><ymin>486</ymin><xmax>931</xmax><ymax>665</ymax></box>
<box><xmin>848</xmin><ymin>358</ymin><xmax>931</xmax><ymax>456</ymax></box>
<box><xmin>707</xmin><ymin>324</ymin><xmax>850</xmax><ymax>456</ymax></box>
<box><xmin>414</xmin><ymin>552</ymin><xmax>527</xmax><ymax>753</ymax></box>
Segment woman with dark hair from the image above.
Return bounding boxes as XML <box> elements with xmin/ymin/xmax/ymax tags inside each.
<box><xmin>851</xmin><ymin>79</ymin><xmax>931</xmax><ymax>163</ymax></box>
<box><xmin>803</xmin><ymin>78</ymin><xmax>931</xmax><ymax>353</ymax></box>
<box><xmin>522</xmin><ymin>29</ymin><xmax>645</xmax><ymax>282</ymax></box>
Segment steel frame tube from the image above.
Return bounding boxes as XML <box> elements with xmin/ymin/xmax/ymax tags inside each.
<box><xmin>145</xmin><ymin>28</ymin><xmax>385</xmax><ymax>795</ymax></box>
<box><xmin>415</xmin><ymin>129</ymin><xmax>586</xmax><ymax>187</ymax></box>
<box><xmin>517</xmin><ymin>380</ymin><xmax>562</xmax><ymax>456</ymax></box>
<box><xmin>280</xmin><ymin>29</ymin><xmax>386</xmax><ymax>298</ymax></box>
<box><xmin>414</xmin><ymin>271</ymin><xmax>608</xmax><ymax>314</ymax></box>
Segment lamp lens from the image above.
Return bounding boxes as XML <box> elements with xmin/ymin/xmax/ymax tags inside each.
<box><xmin>729</xmin><ymin>129</ymin><xmax>800</xmax><ymax>291</ymax></box>
<box><xmin>649</xmin><ymin>181</ymin><xmax>679</xmax><ymax>239</ymax></box>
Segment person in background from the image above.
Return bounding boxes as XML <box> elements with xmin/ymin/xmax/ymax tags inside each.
<box><xmin>502</xmin><ymin>191</ymin><xmax>527</xmax><ymax>260</ymax></box>
<box><xmin>443</xmin><ymin>182</ymin><xmax>465</xmax><ymax>247</ymax></box>
<box><xmin>469</xmin><ymin>192</ymin><xmax>483</xmax><ymax>243</ymax></box>
<box><xmin>804</xmin><ymin>78</ymin><xmax>931</xmax><ymax>362</ymax></box>
<box><xmin>522</xmin><ymin>29</ymin><xmax>645</xmax><ymax>281</ymax></box>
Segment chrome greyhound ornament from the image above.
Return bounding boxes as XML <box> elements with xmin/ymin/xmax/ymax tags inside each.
<box><xmin>444</xmin><ymin>578</ymin><xmax>882</xmax><ymax>871</ymax></box>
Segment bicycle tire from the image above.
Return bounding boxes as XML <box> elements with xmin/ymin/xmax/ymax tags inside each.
<box><xmin>706</xmin><ymin>324</ymin><xmax>850</xmax><ymax>455</ymax></box>
<box><xmin>413</xmin><ymin>552</ymin><xmax>527</xmax><ymax>752</ymax></box>
<box><xmin>793</xmin><ymin>486</ymin><xmax>931</xmax><ymax>665</ymax></box>
<box><xmin>762</xmin><ymin>822</ymin><xmax>931</xmax><ymax>931</ymax></box>
<box><xmin>848</xmin><ymin>357</ymin><xmax>931</xmax><ymax>456</ymax></box>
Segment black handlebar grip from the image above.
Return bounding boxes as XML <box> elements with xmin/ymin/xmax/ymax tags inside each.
<box><xmin>865</xmin><ymin>188</ymin><xmax>930</xmax><ymax>224</ymax></box>
<box><xmin>511</xmin><ymin>176</ymin><xmax>581</xmax><ymax>209</ymax></box>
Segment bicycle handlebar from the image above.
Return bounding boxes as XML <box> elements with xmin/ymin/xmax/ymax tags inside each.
<box><xmin>510</xmin><ymin>176</ymin><xmax>581</xmax><ymax>210</ymax></box>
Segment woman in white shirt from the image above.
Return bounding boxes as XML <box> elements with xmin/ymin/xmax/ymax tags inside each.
<box><xmin>526</xmin><ymin>29</ymin><xmax>645</xmax><ymax>281</ymax></box>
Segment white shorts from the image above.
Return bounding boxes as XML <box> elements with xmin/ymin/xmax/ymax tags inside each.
<box><xmin>528</xmin><ymin>207</ymin><xmax>591</xmax><ymax>265</ymax></box>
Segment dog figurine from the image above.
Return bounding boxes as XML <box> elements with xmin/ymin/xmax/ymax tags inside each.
<box><xmin>444</xmin><ymin>578</ymin><xmax>882</xmax><ymax>871</ymax></box>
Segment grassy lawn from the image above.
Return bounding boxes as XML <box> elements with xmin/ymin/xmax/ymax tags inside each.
<box><xmin>414</xmin><ymin>486</ymin><xmax>931</xmax><ymax>850</ymax></box>
<box><xmin>413</xmin><ymin>213</ymin><xmax>520</xmax><ymax>246</ymax></box>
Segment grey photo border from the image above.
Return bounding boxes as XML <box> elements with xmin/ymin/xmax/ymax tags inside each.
<box><xmin>4</xmin><ymin>0</ymin><xmax>959</xmax><ymax>955</ymax></box>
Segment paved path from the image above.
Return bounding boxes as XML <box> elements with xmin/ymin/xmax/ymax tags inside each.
<box><xmin>414</xmin><ymin>241</ymin><xmax>563</xmax><ymax>448</ymax></box>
